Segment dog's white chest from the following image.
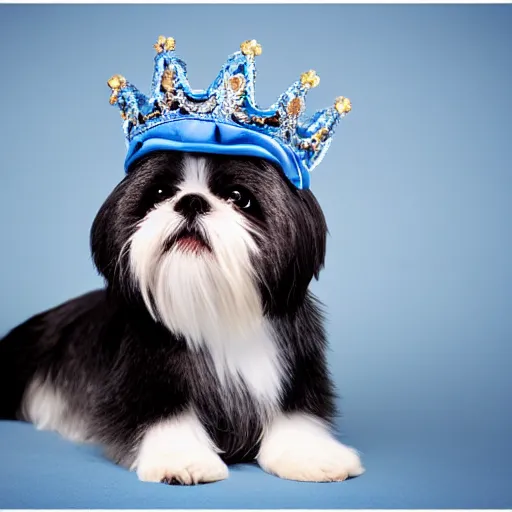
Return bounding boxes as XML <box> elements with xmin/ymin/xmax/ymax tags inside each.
<box><xmin>198</xmin><ymin>320</ymin><xmax>284</xmax><ymax>408</ymax></box>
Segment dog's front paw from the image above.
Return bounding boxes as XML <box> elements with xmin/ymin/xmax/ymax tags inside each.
<box><xmin>257</xmin><ymin>413</ymin><xmax>364</xmax><ymax>482</ymax></box>
<box><xmin>136</xmin><ymin>446</ymin><xmax>228</xmax><ymax>485</ymax></box>
<box><xmin>133</xmin><ymin>412</ymin><xmax>229</xmax><ymax>485</ymax></box>
<box><xmin>259</xmin><ymin>438</ymin><xmax>364</xmax><ymax>482</ymax></box>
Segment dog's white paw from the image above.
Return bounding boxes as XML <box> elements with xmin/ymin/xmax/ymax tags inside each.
<box><xmin>259</xmin><ymin>437</ymin><xmax>364</xmax><ymax>482</ymax></box>
<box><xmin>136</xmin><ymin>446</ymin><xmax>228</xmax><ymax>485</ymax></box>
<box><xmin>257</xmin><ymin>413</ymin><xmax>365</xmax><ymax>482</ymax></box>
<box><xmin>133</xmin><ymin>411</ymin><xmax>228</xmax><ymax>485</ymax></box>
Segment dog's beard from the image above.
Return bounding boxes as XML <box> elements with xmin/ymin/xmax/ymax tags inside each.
<box><xmin>128</xmin><ymin>178</ymin><xmax>264</xmax><ymax>355</ymax></box>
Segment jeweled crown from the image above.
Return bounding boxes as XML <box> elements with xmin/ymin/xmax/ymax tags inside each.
<box><xmin>108</xmin><ymin>36</ymin><xmax>351</xmax><ymax>190</ymax></box>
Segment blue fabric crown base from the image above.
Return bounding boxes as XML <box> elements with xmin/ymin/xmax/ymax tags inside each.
<box><xmin>125</xmin><ymin>118</ymin><xmax>310</xmax><ymax>190</ymax></box>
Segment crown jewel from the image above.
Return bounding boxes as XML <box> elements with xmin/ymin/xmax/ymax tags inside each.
<box><xmin>108</xmin><ymin>37</ymin><xmax>351</xmax><ymax>189</ymax></box>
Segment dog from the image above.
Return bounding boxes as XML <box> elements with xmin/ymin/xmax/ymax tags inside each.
<box><xmin>0</xmin><ymin>150</ymin><xmax>364</xmax><ymax>484</ymax></box>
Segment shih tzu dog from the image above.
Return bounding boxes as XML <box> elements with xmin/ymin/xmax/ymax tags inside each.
<box><xmin>0</xmin><ymin>37</ymin><xmax>364</xmax><ymax>484</ymax></box>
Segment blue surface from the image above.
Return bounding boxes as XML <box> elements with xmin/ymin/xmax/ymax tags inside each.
<box><xmin>1</xmin><ymin>4</ymin><xmax>512</xmax><ymax>509</ymax></box>
<box><xmin>1</xmin><ymin>420</ymin><xmax>511</xmax><ymax>509</ymax></box>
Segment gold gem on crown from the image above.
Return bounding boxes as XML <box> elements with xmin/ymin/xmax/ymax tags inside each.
<box><xmin>335</xmin><ymin>96</ymin><xmax>352</xmax><ymax>114</ymax></box>
<box><xmin>240</xmin><ymin>39</ymin><xmax>262</xmax><ymax>58</ymax></box>
<box><xmin>107</xmin><ymin>74</ymin><xmax>127</xmax><ymax>105</ymax></box>
<box><xmin>229</xmin><ymin>75</ymin><xmax>245</xmax><ymax>92</ymax></box>
<box><xmin>154</xmin><ymin>35</ymin><xmax>175</xmax><ymax>54</ymax></box>
<box><xmin>287</xmin><ymin>97</ymin><xmax>303</xmax><ymax>117</ymax></box>
<box><xmin>300</xmin><ymin>70</ymin><xmax>320</xmax><ymax>89</ymax></box>
<box><xmin>161</xmin><ymin>68</ymin><xmax>174</xmax><ymax>93</ymax></box>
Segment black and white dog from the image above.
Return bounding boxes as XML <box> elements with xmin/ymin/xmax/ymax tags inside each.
<box><xmin>0</xmin><ymin>151</ymin><xmax>363</xmax><ymax>484</ymax></box>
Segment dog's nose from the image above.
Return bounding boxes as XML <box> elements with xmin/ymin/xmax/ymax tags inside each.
<box><xmin>174</xmin><ymin>193</ymin><xmax>211</xmax><ymax>216</ymax></box>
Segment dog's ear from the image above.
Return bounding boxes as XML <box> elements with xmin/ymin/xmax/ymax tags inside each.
<box><xmin>90</xmin><ymin>178</ymin><xmax>133</xmax><ymax>288</ymax></box>
<box><xmin>298</xmin><ymin>189</ymin><xmax>328</xmax><ymax>281</ymax></box>
<box><xmin>262</xmin><ymin>189</ymin><xmax>327</xmax><ymax>316</ymax></box>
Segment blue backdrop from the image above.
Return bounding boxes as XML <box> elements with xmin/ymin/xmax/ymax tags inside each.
<box><xmin>0</xmin><ymin>4</ymin><xmax>511</xmax><ymax>508</ymax></box>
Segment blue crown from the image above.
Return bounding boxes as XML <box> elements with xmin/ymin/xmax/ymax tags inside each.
<box><xmin>108</xmin><ymin>37</ymin><xmax>351</xmax><ymax>190</ymax></box>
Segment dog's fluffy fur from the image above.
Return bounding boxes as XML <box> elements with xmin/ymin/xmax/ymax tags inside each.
<box><xmin>0</xmin><ymin>151</ymin><xmax>363</xmax><ymax>484</ymax></box>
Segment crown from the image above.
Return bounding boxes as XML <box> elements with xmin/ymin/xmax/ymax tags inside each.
<box><xmin>108</xmin><ymin>36</ymin><xmax>351</xmax><ymax>190</ymax></box>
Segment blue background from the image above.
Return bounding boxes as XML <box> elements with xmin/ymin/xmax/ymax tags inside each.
<box><xmin>0</xmin><ymin>4</ymin><xmax>511</xmax><ymax>508</ymax></box>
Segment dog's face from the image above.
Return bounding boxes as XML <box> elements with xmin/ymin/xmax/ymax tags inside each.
<box><xmin>91</xmin><ymin>151</ymin><xmax>327</xmax><ymax>341</ymax></box>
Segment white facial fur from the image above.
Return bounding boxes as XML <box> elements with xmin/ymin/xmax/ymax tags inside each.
<box><xmin>128</xmin><ymin>155</ymin><xmax>284</xmax><ymax>406</ymax></box>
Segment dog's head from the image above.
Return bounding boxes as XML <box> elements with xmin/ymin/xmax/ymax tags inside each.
<box><xmin>91</xmin><ymin>151</ymin><xmax>327</xmax><ymax>342</ymax></box>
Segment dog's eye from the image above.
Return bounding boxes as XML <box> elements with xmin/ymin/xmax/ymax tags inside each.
<box><xmin>151</xmin><ymin>184</ymin><xmax>174</xmax><ymax>203</ymax></box>
<box><xmin>228</xmin><ymin>189</ymin><xmax>251</xmax><ymax>209</ymax></box>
